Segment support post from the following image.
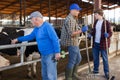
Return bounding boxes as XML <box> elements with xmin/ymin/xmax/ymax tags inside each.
<box><xmin>39</xmin><ymin>0</ymin><xmax>42</xmax><ymax>12</ymax></box>
<box><xmin>48</xmin><ymin>0</ymin><xmax>51</xmax><ymax>23</ymax></box>
<box><xmin>23</xmin><ymin>0</ymin><xmax>26</xmax><ymax>26</ymax></box>
<box><xmin>67</xmin><ymin>0</ymin><xmax>70</xmax><ymax>15</ymax></box>
<box><xmin>19</xmin><ymin>0</ymin><xmax>22</xmax><ymax>26</ymax></box>
<box><xmin>55</xmin><ymin>0</ymin><xmax>58</xmax><ymax>26</ymax></box>
<box><xmin>94</xmin><ymin>0</ymin><xmax>102</xmax><ymax>10</ymax></box>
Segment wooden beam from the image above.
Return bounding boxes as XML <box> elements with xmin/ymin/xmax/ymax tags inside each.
<box><xmin>0</xmin><ymin>1</ymin><xmax>18</xmax><ymax>11</ymax></box>
<box><xmin>11</xmin><ymin>0</ymin><xmax>45</xmax><ymax>15</ymax></box>
<box><xmin>41</xmin><ymin>3</ymin><xmax>66</xmax><ymax>15</ymax></box>
<box><xmin>27</xmin><ymin>0</ymin><xmax>64</xmax><ymax>15</ymax></box>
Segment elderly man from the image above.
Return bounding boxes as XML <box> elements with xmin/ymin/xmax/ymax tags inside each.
<box><xmin>11</xmin><ymin>11</ymin><xmax>61</xmax><ymax>80</ymax></box>
<box><xmin>60</xmin><ymin>3</ymin><xmax>88</xmax><ymax>80</ymax></box>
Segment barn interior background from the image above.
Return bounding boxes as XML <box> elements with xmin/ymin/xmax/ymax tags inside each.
<box><xmin>0</xmin><ymin>0</ymin><xmax>120</xmax><ymax>80</ymax></box>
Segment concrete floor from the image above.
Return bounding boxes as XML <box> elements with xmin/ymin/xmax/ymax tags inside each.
<box><xmin>58</xmin><ymin>54</ymin><xmax>120</xmax><ymax>80</ymax></box>
<box><xmin>79</xmin><ymin>54</ymin><xmax>119</xmax><ymax>80</ymax></box>
<box><xmin>0</xmin><ymin>53</ymin><xmax>119</xmax><ymax>80</ymax></box>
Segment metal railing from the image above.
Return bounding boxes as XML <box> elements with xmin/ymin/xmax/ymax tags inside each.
<box><xmin>0</xmin><ymin>35</ymin><xmax>92</xmax><ymax>71</ymax></box>
<box><xmin>0</xmin><ymin>42</ymin><xmax>41</xmax><ymax>71</ymax></box>
<box><xmin>0</xmin><ymin>32</ymin><xmax>119</xmax><ymax>72</ymax></box>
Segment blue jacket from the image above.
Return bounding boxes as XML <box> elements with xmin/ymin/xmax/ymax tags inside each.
<box><xmin>18</xmin><ymin>22</ymin><xmax>60</xmax><ymax>55</ymax></box>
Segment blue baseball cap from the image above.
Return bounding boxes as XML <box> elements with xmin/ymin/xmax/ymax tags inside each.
<box><xmin>69</xmin><ymin>3</ymin><xmax>82</xmax><ymax>11</ymax></box>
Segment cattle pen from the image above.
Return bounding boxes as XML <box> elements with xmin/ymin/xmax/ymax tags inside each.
<box><xmin>0</xmin><ymin>0</ymin><xmax>120</xmax><ymax>80</ymax></box>
<box><xmin>0</xmin><ymin>31</ymin><xmax>120</xmax><ymax>80</ymax></box>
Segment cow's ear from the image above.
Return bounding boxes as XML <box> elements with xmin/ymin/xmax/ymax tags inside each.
<box><xmin>17</xmin><ymin>30</ymin><xmax>24</xmax><ymax>37</ymax></box>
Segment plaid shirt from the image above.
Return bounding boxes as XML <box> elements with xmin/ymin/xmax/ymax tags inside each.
<box><xmin>91</xmin><ymin>20</ymin><xmax>112</xmax><ymax>50</ymax></box>
<box><xmin>60</xmin><ymin>13</ymin><xmax>80</xmax><ymax>46</ymax></box>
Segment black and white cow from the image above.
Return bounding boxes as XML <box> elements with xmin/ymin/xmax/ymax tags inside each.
<box><xmin>0</xmin><ymin>27</ymin><xmax>40</xmax><ymax>78</ymax></box>
<box><xmin>0</xmin><ymin>26</ymin><xmax>63</xmax><ymax>78</ymax></box>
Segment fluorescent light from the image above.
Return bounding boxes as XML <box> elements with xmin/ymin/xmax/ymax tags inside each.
<box><xmin>109</xmin><ymin>4</ymin><xmax>118</xmax><ymax>8</ymax></box>
<box><xmin>82</xmin><ymin>0</ymin><xmax>89</xmax><ymax>3</ymax></box>
<box><xmin>103</xmin><ymin>5</ymin><xmax>108</xmax><ymax>8</ymax></box>
<box><xmin>102</xmin><ymin>4</ymin><xmax>118</xmax><ymax>8</ymax></box>
<box><xmin>82</xmin><ymin>0</ymin><xmax>94</xmax><ymax>4</ymax></box>
<box><xmin>89</xmin><ymin>1</ymin><xmax>94</xmax><ymax>4</ymax></box>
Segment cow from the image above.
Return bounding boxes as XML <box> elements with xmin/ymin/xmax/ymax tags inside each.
<box><xmin>0</xmin><ymin>54</ymin><xmax>10</xmax><ymax>67</ymax></box>
<box><xmin>0</xmin><ymin>27</ymin><xmax>40</xmax><ymax>78</ymax></box>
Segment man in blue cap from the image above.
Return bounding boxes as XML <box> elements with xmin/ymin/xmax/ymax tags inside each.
<box><xmin>61</xmin><ymin>3</ymin><xmax>88</xmax><ymax>80</ymax></box>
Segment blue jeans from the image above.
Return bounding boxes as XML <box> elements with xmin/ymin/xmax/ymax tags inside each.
<box><xmin>92</xmin><ymin>42</ymin><xmax>109</xmax><ymax>74</ymax></box>
<box><xmin>41</xmin><ymin>54</ymin><xmax>57</xmax><ymax>80</ymax></box>
<box><xmin>67</xmin><ymin>46</ymin><xmax>82</xmax><ymax>69</ymax></box>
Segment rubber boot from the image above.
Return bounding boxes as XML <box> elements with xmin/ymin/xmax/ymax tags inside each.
<box><xmin>65</xmin><ymin>68</ymin><xmax>73</xmax><ymax>80</ymax></box>
<box><xmin>72</xmin><ymin>65</ymin><xmax>81</xmax><ymax>80</ymax></box>
<box><xmin>105</xmin><ymin>72</ymin><xmax>109</xmax><ymax>80</ymax></box>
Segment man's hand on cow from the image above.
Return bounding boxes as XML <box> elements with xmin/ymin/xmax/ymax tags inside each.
<box><xmin>11</xmin><ymin>39</ymin><xmax>18</xmax><ymax>44</ymax></box>
<box><xmin>55</xmin><ymin>53</ymin><xmax>61</xmax><ymax>61</ymax></box>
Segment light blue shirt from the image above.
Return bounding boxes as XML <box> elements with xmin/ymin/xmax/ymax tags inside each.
<box><xmin>17</xmin><ymin>22</ymin><xmax>60</xmax><ymax>55</ymax></box>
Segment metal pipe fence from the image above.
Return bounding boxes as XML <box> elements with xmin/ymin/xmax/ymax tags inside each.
<box><xmin>0</xmin><ymin>34</ymin><xmax>119</xmax><ymax>71</ymax></box>
<box><xmin>0</xmin><ymin>36</ymin><xmax>92</xmax><ymax>71</ymax></box>
<box><xmin>0</xmin><ymin>42</ymin><xmax>40</xmax><ymax>71</ymax></box>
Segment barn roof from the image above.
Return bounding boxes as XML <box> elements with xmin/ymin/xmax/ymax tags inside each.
<box><xmin>0</xmin><ymin>0</ymin><xmax>119</xmax><ymax>19</ymax></box>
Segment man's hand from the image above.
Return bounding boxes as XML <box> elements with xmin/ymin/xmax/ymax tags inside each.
<box><xmin>11</xmin><ymin>39</ymin><xmax>18</xmax><ymax>44</ymax></box>
<box><xmin>71</xmin><ymin>30</ymin><xmax>81</xmax><ymax>37</ymax></box>
<box><xmin>81</xmin><ymin>25</ymin><xmax>88</xmax><ymax>32</ymax></box>
<box><xmin>55</xmin><ymin>53</ymin><xmax>61</xmax><ymax>61</ymax></box>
